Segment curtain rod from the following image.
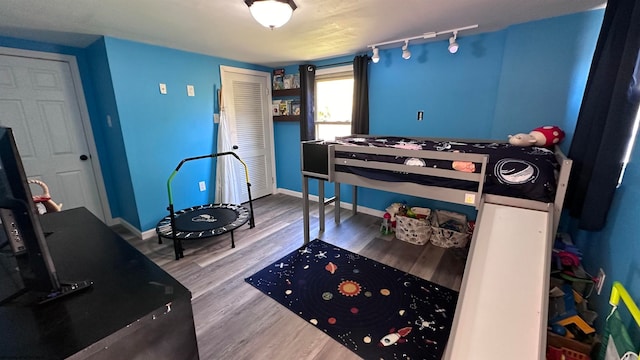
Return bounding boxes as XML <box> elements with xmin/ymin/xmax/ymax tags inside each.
<box><xmin>315</xmin><ymin>61</ymin><xmax>353</xmax><ymax>69</ymax></box>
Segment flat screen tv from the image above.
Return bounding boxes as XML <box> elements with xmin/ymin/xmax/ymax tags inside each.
<box><xmin>0</xmin><ymin>126</ymin><xmax>91</xmax><ymax>304</ymax></box>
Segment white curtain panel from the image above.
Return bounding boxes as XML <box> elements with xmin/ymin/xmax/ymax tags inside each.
<box><xmin>215</xmin><ymin>105</ymin><xmax>243</xmax><ymax>204</ymax></box>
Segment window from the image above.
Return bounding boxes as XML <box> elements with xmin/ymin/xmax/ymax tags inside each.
<box><xmin>315</xmin><ymin>65</ymin><xmax>353</xmax><ymax>141</ymax></box>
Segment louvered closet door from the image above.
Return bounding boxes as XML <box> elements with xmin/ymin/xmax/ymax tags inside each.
<box><xmin>220</xmin><ymin>66</ymin><xmax>275</xmax><ymax>202</ymax></box>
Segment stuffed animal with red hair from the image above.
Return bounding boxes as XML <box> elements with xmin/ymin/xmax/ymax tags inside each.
<box><xmin>509</xmin><ymin>125</ymin><xmax>565</xmax><ymax>147</ymax></box>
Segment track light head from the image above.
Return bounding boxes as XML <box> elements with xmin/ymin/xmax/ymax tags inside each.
<box><xmin>448</xmin><ymin>31</ymin><xmax>459</xmax><ymax>54</ymax></box>
<box><xmin>401</xmin><ymin>40</ymin><xmax>411</xmax><ymax>60</ymax></box>
<box><xmin>371</xmin><ymin>47</ymin><xmax>380</xmax><ymax>63</ymax></box>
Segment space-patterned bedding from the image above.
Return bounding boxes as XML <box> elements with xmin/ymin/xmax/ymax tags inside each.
<box><xmin>334</xmin><ymin>136</ymin><xmax>560</xmax><ymax>203</ymax></box>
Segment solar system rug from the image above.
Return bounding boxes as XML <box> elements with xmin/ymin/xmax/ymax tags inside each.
<box><xmin>244</xmin><ymin>239</ymin><xmax>459</xmax><ymax>360</ymax></box>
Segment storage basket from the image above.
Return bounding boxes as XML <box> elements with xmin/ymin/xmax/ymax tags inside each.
<box><xmin>395</xmin><ymin>209</ymin><xmax>432</xmax><ymax>245</ymax></box>
<box><xmin>430</xmin><ymin>210</ymin><xmax>470</xmax><ymax>248</ymax></box>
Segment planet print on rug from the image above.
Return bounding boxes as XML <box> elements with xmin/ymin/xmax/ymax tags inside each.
<box><xmin>244</xmin><ymin>239</ymin><xmax>459</xmax><ymax>359</ymax></box>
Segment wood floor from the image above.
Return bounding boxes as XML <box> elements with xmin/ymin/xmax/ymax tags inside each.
<box><xmin>121</xmin><ymin>193</ymin><xmax>467</xmax><ymax>360</ymax></box>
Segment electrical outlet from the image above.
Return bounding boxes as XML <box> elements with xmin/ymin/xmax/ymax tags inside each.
<box><xmin>199</xmin><ymin>181</ymin><xmax>206</xmax><ymax>192</ymax></box>
<box><xmin>159</xmin><ymin>83</ymin><xmax>167</xmax><ymax>94</ymax></box>
<box><xmin>596</xmin><ymin>268</ymin><xmax>606</xmax><ymax>295</ymax></box>
<box><xmin>187</xmin><ymin>85</ymin><xmax>195</xmax><ymax>97</ymax></box>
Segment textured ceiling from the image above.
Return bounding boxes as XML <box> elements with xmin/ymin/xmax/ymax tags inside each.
<box><xmin>0</xmin><ymin>0</ymin><xmax>606</xmax><ymax>67</ymax></box>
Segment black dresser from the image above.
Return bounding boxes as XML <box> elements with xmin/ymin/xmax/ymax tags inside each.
<box><xmin>0</xmin><ymin>207</ymin><xmax>199</xmax><ymax>359</ymax></box>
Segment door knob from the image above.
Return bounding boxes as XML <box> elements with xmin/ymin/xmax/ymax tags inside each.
<box><xmin>80</xmin><ymin>154</ymin><xmax>89</xmax><ymax>161</ymax></box>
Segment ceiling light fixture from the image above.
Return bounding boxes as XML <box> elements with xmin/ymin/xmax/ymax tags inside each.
<box><xmin>371</xmin><ymin>47</ymin><xmax>380</xmax><ymax>63</ymax></box>
<box><xmin>448</xmin><ymin>31</ymin><xmax>459</xmax><ymax>54</ymax></box>
<box><xmin>244</xmin><ymin>0</ymin><xmax>297</xmax><ymax>30</ymax></box>
<box><xmin>367</xmin><ymin>24</ymin><xmax>478</xmax><ymax>61</ymax></box>
<box><xmin>401</xmin><ymin>40</ymin><xmax>411</xmax><ymax>60</ymax></box>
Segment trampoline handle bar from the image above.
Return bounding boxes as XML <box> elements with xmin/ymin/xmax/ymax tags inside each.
<box><xmin>167</xmin><ymin>151</ymin><xmax>251</xmax><ymax>205</ymax></box>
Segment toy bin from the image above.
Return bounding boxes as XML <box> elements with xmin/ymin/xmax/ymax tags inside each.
<box><xmin>395</xmin><ymin>209</ymin><xmax>432</xmax><ymax>245</ymax></box>
<box><xmin>430</xmin><ymin>210</ymin><xmax>470</xmax><ymax>248</ymax></box>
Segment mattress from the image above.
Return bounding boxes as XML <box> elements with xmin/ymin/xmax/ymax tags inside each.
<box><xmin>333</xmin><ymin>136</ymin><xmax>560</xmax><ymax>203</ymax></box>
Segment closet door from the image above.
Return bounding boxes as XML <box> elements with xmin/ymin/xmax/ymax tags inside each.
<box><xmin>220</xmin><ymin>66</ymin><xmax>275</xmax><ymax>202</ymax></box>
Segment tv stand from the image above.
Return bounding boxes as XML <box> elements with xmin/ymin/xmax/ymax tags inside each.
<box><xmin>0</xmin><ymin>208</ymin><xmax>199</xmax><ymax>359</ymax></box>
<box><xmin>0</xmin><ymin>279</ymin><xmax>93</xmax><ymax>306</ymax></box>
<box><xmin>38</xmin><ymin>279</ymin><xmax>93</xmax><ymax>304</ymax></box>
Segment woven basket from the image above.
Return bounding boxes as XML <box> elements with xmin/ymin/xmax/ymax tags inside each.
<box><xmin>430</xmin><ymin>210</ymin><xmax>469</xmax><ymax>248</ymax></box>
<box><xmin>395</xmin><ymin>209</ymin><xmax>432</xmax><ymax>245</ymax></box>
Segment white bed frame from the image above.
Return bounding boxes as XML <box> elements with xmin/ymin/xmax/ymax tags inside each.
<box><xmin>299</xmin><ymin>136</ymin><xmax>573</xmax><ymax>359</ymax></box>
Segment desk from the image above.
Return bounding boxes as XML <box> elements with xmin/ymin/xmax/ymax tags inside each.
<box><xmin>0</xmin><ymin>208</ymin><xmax>199</xmax><ymax>359</ymax></box>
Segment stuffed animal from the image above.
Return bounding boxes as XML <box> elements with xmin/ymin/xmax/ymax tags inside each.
<box><xmin>508</xmin><ymin>125</ymin><xmax>565</xmax><ymax>147</ymax></box>
<box><xmin>530</xmin><ymin>125</ymin><xmax>565</xmax><ymax>146</ymax></box>
<box><xmin>508</xmin><ymin>133</ymin><xmax>537</xmax><ymax>147</ymax></box>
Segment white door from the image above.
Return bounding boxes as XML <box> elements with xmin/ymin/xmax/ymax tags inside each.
<box><xmin>0</xmin><ymin>50</ymin><xmax>106</xmax><ymax>220</ymax></box>
<box><xmin>220</xmin><ymin>66</ymin><xmax>275</xmax><ymax>202</ymax></box>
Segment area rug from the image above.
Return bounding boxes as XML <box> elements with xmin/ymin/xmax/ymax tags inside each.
<box><xmin>244</xmin><ymin>239</ymin><xmax>459</xmax><ymax>360</ymax></box>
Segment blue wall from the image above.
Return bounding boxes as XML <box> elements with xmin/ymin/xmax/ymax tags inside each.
<box><xmin>492</xmin><ymin>10</ymin><xmax>605</xmax><ymax>154</ymax></box>
<box><xmin>369</xmin><ymin>32</ymin><xmax>504</xmax><ymax>138</ymax></box>
<box><xmin>573</xmin><ymin>129</ymin><xmax>640</xmax><ymax>329</ymax></box>
<box><xmin>85</xmin><ymin>38</ymin><xmax>138</xmax><ymax>226</ymax></box>
<box><xmin>101</xmin><ymin>37</ymin><xmax>270</xmax><ymax>230</ymax></box>
<box><xmin>273</xmin><ymin>10</ymin><xmax>604</xmax><ymax>217</ymax></box>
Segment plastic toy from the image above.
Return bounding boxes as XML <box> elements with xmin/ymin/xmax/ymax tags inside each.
<box><xmin>29</xmin><ymin>179</ymin><xmax>62</xmax><ymax>213</ymax></box>
<box><xmin>380</xmin><ymin>213</ymin><xmax>392</xmax><ymax>235</ymax></box>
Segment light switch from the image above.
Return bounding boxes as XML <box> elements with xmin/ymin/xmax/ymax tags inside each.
<box><xmin>187</xmin><ymin>85</ymin><xmax>195</xmax><ymax>97</ymax></box>
<box><xmin>159</xmin><ymin>83</ymin><xmax>167</xmax><ymax>94</ymax></box>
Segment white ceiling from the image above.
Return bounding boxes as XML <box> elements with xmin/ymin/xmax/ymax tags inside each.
<box><xmin>0</xmin><ymin>0</ymin><xmax>606</xmax><ymax>67</ymax></box>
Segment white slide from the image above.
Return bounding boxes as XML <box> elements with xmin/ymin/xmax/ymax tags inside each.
<box><xmin>444</xmin><ymin>202</ymin><xmax>553</xmax><ymax>360</ymax></box>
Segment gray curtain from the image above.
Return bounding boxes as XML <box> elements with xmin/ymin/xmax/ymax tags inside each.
<box><xmin>351</xmin><ymin>55</ymin><xmax>370</xmax><ymax>135</ymax></box>
<box><xmin>299</xmin><ymin>64</ymin><xmax>316</xmax><ymax>141</ymax></box>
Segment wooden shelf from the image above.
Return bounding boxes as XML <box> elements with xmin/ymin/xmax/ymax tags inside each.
<box><xmin>273</xmin><ymin>115</ymin><xmax>300</xmax><ymax>122</ymax></box>
<box><xmin>273</xmin><ymin>88</ymin><xmax>300</xmax><ymax>97</ymax></box>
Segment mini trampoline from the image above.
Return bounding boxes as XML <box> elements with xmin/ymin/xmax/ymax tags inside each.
<box><xmin>156</xmin><ymin>152</ymin><xmax>255</xmax><ymax>260</ymax></box>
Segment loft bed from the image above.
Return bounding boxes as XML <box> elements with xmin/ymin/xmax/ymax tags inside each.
<box><xmin>300</xmin><ymin>134</ymin><xmax>573</xmax><ymax>359</ymax></box>
<box><xmin>300</xmin><ymin>135</ymin><xmax>572</xmax><ymax>243</ymax></box>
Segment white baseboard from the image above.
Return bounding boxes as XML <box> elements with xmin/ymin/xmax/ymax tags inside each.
<box><xmin>276</xmin><ymin>188</ymin><xmax>385</xmax><ymax>218</ymax></box>
<box><xmin>113</xmin><ymin>217</ymin><xmax>158</xmax><ymax>240</ymax></box>
<box><xmin>113</xmin><ymin>217</ymin><xmax>142</xmax><ymax>238</ymax></box>
<box><xmin>141</xmin><ymin>228</ymin><xmax>157</xmax><ymax>240</ymax></box>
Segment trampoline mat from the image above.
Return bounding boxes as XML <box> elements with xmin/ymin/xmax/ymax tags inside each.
<box><xmin>156</xmin><ymin>203</ymin><xmax>250</xmax><ymax>239</ymax></box>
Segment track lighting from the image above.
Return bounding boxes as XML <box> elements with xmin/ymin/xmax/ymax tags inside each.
<box><xmin>448</xmin><ymin>31</ymin><xmax>459</xmax><ymax>54</ymax></box>
<box><xmin>371</xmin><ymin>47</ymin><xmax>380</xmax><ymax>63</ymax></box>
<box><xmin>401</xmin><ymin>40</ymin><xmax>411</xmax><ymax>60</ymax></box>
<box><xmin>367</xmin><ymin>24</ymin><xmax>478</xmax><ymax>62</ymax></box>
